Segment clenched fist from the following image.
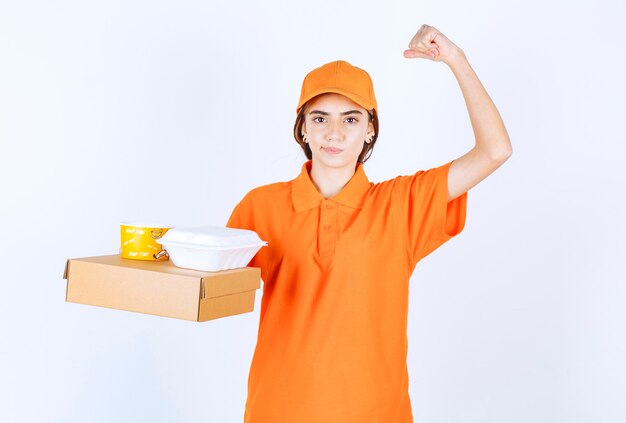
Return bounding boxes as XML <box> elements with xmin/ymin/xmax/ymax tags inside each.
<box><xmin>403</xmin><ymin>24</ymin><xmax>463</xmax><ymax>64</ymax></box>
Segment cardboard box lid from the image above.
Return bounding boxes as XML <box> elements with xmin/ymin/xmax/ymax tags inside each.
<box><xmin>64</xmin><ymin>255</ymin><xmax>261</xmax><ymax>299</ymax></box>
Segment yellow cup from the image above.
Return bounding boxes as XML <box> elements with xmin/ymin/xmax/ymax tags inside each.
<box><xmin>120</xmin><ymin>222</ymin><xmax>174</xmax><ymax>261</ymax></box>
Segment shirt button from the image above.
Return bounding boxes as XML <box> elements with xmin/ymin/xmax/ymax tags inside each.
<box><xmin>325</xmin><ymin>204</ymin><xmax>333</xmax><ymax>209</ymax></box>
<box><xmin>323</xmin><ymin>225</ymin><xmax>331</xmax><ymax>230</ymax></box>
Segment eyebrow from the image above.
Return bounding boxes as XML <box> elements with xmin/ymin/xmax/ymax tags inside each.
<box><xmin>308</xmin><ymin>110</ymin><xmax>363</xmax><ymax>116</ymax></box>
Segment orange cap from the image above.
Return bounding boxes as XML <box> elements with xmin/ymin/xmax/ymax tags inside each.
<box><xmin>296</xmin><ymin>60</ymin><xmax>377</xmax><ymax>114</ymax></box>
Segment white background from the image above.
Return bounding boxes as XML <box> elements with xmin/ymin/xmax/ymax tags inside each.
<box><xmin>1</xmin><ymin>1</ymin><xmax>625</xmax><ymax>422</ymax></box>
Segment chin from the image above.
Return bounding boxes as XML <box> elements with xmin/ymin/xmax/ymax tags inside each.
<box><xmin>313</xmin><ymin>156</ymin><xmax>356</xmax><ymax>170</ymax></box>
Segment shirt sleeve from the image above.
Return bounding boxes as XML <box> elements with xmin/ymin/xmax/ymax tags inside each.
<box><xmin>225</xmin><ymin>194</ymin><xmax>265</xmax><ymax>271</ymax></box>
<box><xmin>393</xmin><ymin>160</ymin><xmax>468</xmax><ymax>265</ymax></box>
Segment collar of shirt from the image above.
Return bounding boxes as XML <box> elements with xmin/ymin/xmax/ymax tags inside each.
<box><xmin>291</xmin><ymin>160</ymin><xmax>371</xmax><ymax>212</ymax></box>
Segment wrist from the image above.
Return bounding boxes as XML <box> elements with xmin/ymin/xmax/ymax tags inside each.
<box><xmin>445</xmin><ymin>47</ymin><xmax>466</xmax><ymax>68</ymax></box>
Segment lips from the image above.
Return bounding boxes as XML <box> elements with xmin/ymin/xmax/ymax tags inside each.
<box><xmin>323</xmin><ymin>147</ymin><xmax>343</xmax><ymax>154</ymax></box>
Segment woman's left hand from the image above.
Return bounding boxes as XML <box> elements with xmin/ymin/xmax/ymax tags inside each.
<box><xmin>403</xmin><ymin>24</ymin><xmax>463</xmax><ymax>65</ymax></box>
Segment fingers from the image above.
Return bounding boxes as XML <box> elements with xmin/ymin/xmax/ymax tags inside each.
<box><xmin>404</xmin><ymin>24</ymin><xmax>440</xmax><ymax>60</ymax></box>
<box><xmin>408</xmin><ymin>24</ymin><xmax>436</xmax><ymax>46</ymax></box>
<box><xmin>403</xmin><ymin>49</ymin><xmax>437</xmax><ymax>60</ymax></box>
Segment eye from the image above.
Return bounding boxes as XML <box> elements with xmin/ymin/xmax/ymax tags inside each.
<box><xmin>345</xmin><ymin>117</ymin><xmax>359</xmax><ymax>124</ymax></box>
<box><xmin>312</xmin><ymin>116</ymin><xmax>326</xmax><ymax>123</ymax></box>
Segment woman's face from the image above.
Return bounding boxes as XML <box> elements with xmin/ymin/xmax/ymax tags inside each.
<box><xmin>302</xmin><ymin>93</ymin><xmax>374</xmax><ymax>172</ymax></box>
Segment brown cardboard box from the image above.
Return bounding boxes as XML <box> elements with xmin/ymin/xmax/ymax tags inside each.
<box><xmin>63</xmin><ymin>255</ymin><xmax>261</xmax><ymax>322</ymax></box>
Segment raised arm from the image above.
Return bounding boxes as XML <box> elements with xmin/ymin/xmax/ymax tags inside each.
<box><xmin>404</xmin><ymin>24</ymin><xmax>513</xmax><ymax>201</ymax></box>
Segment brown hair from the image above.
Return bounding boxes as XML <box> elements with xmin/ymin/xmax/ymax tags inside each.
<box><xmin>292</xmin><ymin>98</ymin><xmax>379</xmax><ymax>164</ymax></box>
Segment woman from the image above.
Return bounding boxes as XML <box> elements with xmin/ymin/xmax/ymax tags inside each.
<box><xmin>227</xmin><ymin>24</ymin><xmax>512</xmax><ymax>423</ymax></box>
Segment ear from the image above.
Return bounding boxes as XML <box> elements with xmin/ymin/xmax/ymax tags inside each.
<box><xmin>301</xmin><ymin>120</ymin><xmax>307</xmax><ymax>137</ymax></box>
<box><xmin>365</xmin><ymin>122</ymin><xmax>375</xmax><ymax>144</ymax></box>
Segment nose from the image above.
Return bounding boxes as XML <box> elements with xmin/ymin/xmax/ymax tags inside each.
<box><xmin>326</xmin><ymin>120</ymin><xmax>344</xmax><ymax>142</ymax></box>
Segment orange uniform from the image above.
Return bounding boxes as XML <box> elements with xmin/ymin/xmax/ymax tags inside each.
<box><xmin>227</xmin><ymin>159</ymin><xmax>467</xmax><ymax>422</ymax></box>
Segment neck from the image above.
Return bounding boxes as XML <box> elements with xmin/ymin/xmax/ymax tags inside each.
<box><xmin>309</xmin><ymin>161</ymin><xmax>357</xmax><ymax>199</ymax></box>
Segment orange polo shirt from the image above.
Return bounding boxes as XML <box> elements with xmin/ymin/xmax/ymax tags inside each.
<box><xmin>227</xmin><ymin>159</ymin><xmax>467</xmax><ymax>423</ymax></box>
